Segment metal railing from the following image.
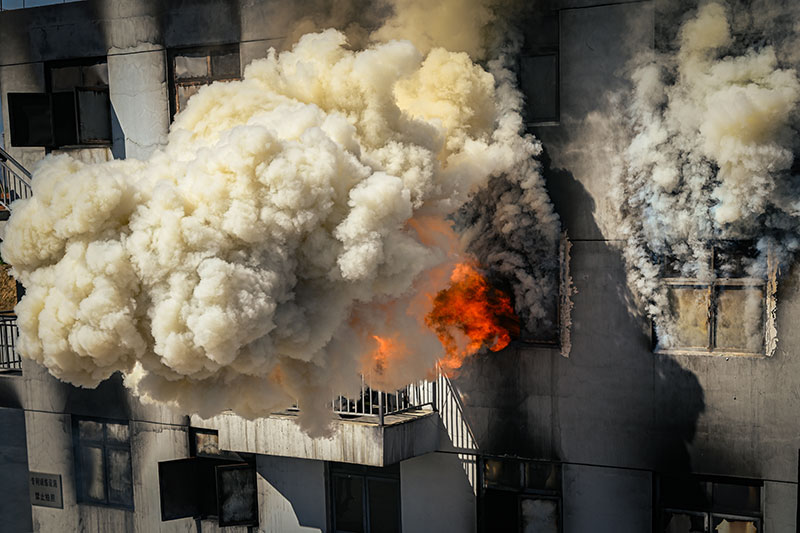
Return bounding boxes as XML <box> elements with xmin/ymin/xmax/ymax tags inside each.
<box><xmin>0</xmin><ymin>146</ymin><xmax>32</xmax><ymax>212</ymax></box>
<box><xmin>332</xmin><ymin>371</ymin><xmax>439</xmax><ymax>426</ymax></box>
<box><xmin>0</xmin><ymin>0</ymin><xmax>82</xmax><ymax>11</ymax></box>
<box><xmin>0</xmin><ymin>312</ymin><xmax>21</xmax><ymax>371</ymax></box>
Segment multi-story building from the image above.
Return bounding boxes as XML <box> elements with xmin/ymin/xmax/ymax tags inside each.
<box><xmin>0</xmin><ymin>0</ymin><xmax>797</xmax><ymax>532</ymax></box>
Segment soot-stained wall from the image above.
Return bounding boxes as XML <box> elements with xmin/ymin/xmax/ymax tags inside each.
<box><xmin>1</xmin><ymin>0</ymin><xmax>799</xmax><ymax>531</ymax></box>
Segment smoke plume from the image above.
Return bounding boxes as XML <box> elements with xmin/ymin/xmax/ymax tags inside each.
<box><xmin>615</xmin><ymin>0</ymin><xmax>800</xmax><ymax>347</ymax></box>
<box><xmin>4</xmin><ymin>1</ymin><xmax>561</xmax><ymax>431</ymax></box>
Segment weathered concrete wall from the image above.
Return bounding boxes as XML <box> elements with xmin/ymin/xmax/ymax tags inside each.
<box><xmin>24</xmin><ymin>407</ymin><xmax>193</xmax><ymax>533</ymax></box>
<box><xmin>193</xmin><ymin>410</ymin><xmax>439</xmax><ymax>467</ymax></box>
<box><xmin>107</xmin><ymin>45</ymin><xmax>169</xmax><ymax>160</ymax></box>
<box><xmin>764</xmin><ymin>481</ymin><xmax>797</xmax><ymax>532</ymax></box>
<box><xmin>1</xmin><ymin>0</ymin><xmax>799</xmax><ymax>529</ymax></box>
<box><xmin>256</xmin><ymin>455</ymin><xmax>327</xmax><ymax>533</ymax></box>
<box><xmin>400</xmin><ymin>452</ymin><xmax>476</xmax><ymax>533</ymax></box>
<box><xmin>0</xmin><ymin>407</ymin><xmax>33</xmax><ymax>533</ymax></box>
<box><xmin>562</xmin><ymin>465</ymin><xmax>652</xmax><ymax>533</ymax></box>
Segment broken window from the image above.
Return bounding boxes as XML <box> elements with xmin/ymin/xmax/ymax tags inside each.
<box><xmin>158</xmin><ymin>452</ymin><xmax>258</xmax><ymax>527</ymax></box>
<box><xmin>168</xmin><ymin>45</ymin><xmax>241</xmax><ymax>119</ymax></box>
<box><xmin>658</xmin><ymin>475</ymin><xmax>762</xmax><ymax>533</ymax></box>
<box><xmin>655</xmin><ymin>241</ymin><xmax>777</xmax><ymax>357</ymax></box>
<box><xmin>189</xmin><ymin>427</ymin><xmax>220</xmax><ymax>457</ymax></box>
<box><xmin>520</xmin><ymin>13</ymin><xmax>560</xmax><ymax>124</ymax></box>
<box><xmin>480</xmin><ymin>457</ymin><xmax>561</xmax><ymax>533</ymax></box>
<box><xmin>72</xmin><ymin>417</ymin><xmax>133</xmax><ymax>509</ymax></box>
<box><xmin>7</xmin><ymin>58</ymin><xmax>111</xmax><ymax>148</ymax></box>
<box><xmin>329</xmin><ymin>462</ymin><xmax>401</xmax><ymax>533</ymax></box>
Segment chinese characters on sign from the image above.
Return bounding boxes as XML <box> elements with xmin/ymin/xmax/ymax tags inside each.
<box><xmin>29</xmin><ymin>472</ymin><xmax>63</xmax><ymax>509</ymax></box>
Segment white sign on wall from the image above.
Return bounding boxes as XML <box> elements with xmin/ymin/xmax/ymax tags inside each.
<box><xmin>29</xmin><ymin>472</ymin><xmax>62</xmax><ymax>509</ymax></box>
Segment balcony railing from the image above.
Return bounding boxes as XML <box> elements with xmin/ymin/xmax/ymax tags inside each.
<box><xmin>0</xmin><ymin>146</ymin><xmax>32</xmax><ymax>214</ymax></box>
<box><xmin>0</xmin><ymin>0</ymin><xmax>83</xmax><ymax>11</ymax></box>
<box><xmin>0</xmin><ymin>312</ymin><xmax>21</xmax><ymax>371</ymax></box>
<box><xmin>332</xmin><ymin>371</ymin><xmax>439</xmax><ymax>426</ymax></box>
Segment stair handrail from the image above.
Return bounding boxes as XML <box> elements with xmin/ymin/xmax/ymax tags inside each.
<box><xmin>0</xmin><ymin>145</ymin><xmax>33</xmax><ymax>212</ymax></box>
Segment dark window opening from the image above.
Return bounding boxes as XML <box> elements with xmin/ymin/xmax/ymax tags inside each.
<box><xmin>520</xmin><ymin>13</ymin><xmax>560</xmax><ymax>125</ymax></box>
<box><xmin>158</xmin><ymin>450</ymin><xmax>257</xmax><ymax>527</ymax></box>
<box><xmin>167</xmin><ymin>44</ymin><xmax>241</xmax><ymax>120</ymax></box>
<box><xmin>8</xmin><ymin>58</ymin><xmax>111</xmax><ymax>148</ymax></box>
<box><xmin>480</xmin><ymin>457</ymin><xmax>561</xmax><ymax>533</ymax></box>
<box><xmin>72</xmin><ymin>416</ymin><xmax>133</xmax><ymax>509</ymax></box>
<box><xmin>329</xmin><ymin>462</ymin><xmax>401</xmax><ymax>533</ymax></box>
<box><xmin>657</xmin><ymin>475</ymin><xmax>762</xmax><ymax>533</ymax></box>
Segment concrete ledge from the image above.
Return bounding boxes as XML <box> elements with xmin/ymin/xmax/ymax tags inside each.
<box><xmin>191</xmin><ymin>409</ymin><xmax>441</xmax><ymax>467</ymax></box>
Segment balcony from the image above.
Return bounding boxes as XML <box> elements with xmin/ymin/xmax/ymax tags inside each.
<box><xmin>191</xmin><ymin>374</ymin><xmax>445</xmax><ymax>467</ymax></box>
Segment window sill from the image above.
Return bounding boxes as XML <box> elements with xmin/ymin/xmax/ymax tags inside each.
<box><xmin>654</xmin><ymin>348</ymin><xmax>767</xmax><ymax>359</ymax></box>
<box><xmin>77</xmin><ymin>501</ymin><xmax>134</xmax><ymax>511</ymax></box>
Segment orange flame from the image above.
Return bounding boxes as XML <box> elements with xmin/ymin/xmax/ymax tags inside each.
<box><xmin>425</xmin><ymin>262</ymin><xmax>520</xmax><ymax>373</ymax></box>
<box><xmin>371</xmin><ymin>334</ymin><xmax>395</xmax><ymax>375</ymax></box>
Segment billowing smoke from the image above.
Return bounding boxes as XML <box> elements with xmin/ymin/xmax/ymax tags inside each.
<box><xmin>615</xmin><ymin>0</ymin><xmax>800</xmax><ymax>347</ymax></box>
<box><xmin>3</xmin><ymin>1</ymin><xmax>560</xmax><ymax>431</ymax></box>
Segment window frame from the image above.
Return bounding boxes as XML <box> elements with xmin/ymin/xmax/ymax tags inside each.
<box><xmin>72</xmin><ymin>416</ymin><xmax>134</xmax><ymax>510</ymax></box>
<box><xmin>478</xmin><ymin>456</ymin><xmax>563</xmax><ymax>533</ymax></box>
<box><xmin>517</xmin><ymin>233</ymin><xmax>572</xmax><ymax>350</ymax></box>
<box><xmin>7</xmin><ymin>56</ymin><xmax>111</xmax><ymax>149</ymax></box>
<box><xmin>167</xmin><ymin>43</ymin><xmax>241</xmax><ymax>121</ymax></box>
<box><xmin>656</xmin><ymin>474</ymin><xmax>763</xmax><ymax>532</ymax></box>
<box><xmin>46</xmin><ymin>56</ymin><xmax>112</xmax><ymax>148</ymax></box>
<box><xmin>328</xmin><ymin>462</ymin><xmax>402</xmax><ymax>533</ymax></box>
<box><xmin>653</xmin><ymin>242</ymin><xmax>777</xmax><ymax>358</ymax></box>
<box><xmin>520</xmin><ymin>11</ymin><xmax>560</xmax><ymax>127</ymax></box>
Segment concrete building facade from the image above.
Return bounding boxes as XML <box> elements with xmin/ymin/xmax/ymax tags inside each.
<box><xmin>0</xmin><ymin>0</ymin><xmax>797</xmax><ymax>532</ymax></box>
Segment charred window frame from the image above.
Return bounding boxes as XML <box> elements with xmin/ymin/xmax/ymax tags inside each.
<box><xmin>517</xmin><ymin>234</ymin><xmax>572</xmax><ymax>350</ymax></box>
<box><xmin>7</xmin><ymin>57</ymin><xmax>111</xmax><ymax>149</ymax></box>
<box><xmin>478</xmin><ymin>456</ymin><xmax>562</xmax><ymax>533</ymax></box>
<box><xmin>72</xmin><ymin>416</ymin><xmax>134</xmax><ymax>510</ymax></box>
<box><xmin>520</xmin><ymin>12</ymin><xmax>560</xmax><ymax>126</ymax></box>
<box><xmin>167</xmin><ymin>44</ymin><xmax>241</xmax><ymax>121</ymax></box>
<box><xmin>328</xmin><ymin>462</ymin><xmax>401</xmax><ymax>533</ymax></box>
<box><xmin>158</xmin><ymin>445</ymin><xmax>258</xmax><ymax>527</ymax></box>
<box><xmin>657</xmin><ymin>474</ymin><xmax>762</xmax><ymax>532</ymax></box>
<box><xmin>189</xmin><ymin>426</ymin><xmax>220</xmax><ymax>457</ymax></box>
<box><xmin>653</xmin><ymin>241</ymin><xmax>778</xmax><ymax>358</ymax></box>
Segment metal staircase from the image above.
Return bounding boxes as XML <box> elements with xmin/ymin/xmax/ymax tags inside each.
<box><xmin>0</xmin><ymin>146</ymin><xmax>32</xmax><ymax>220</ymax></box>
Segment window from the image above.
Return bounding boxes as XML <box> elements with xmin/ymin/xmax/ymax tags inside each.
<box><xmin>72</xmin><ymin>417</ymin><xmax>133</xmax><ymax>509</ymax></box>
<box><xmin>480</xmin><ymin>457</ymin><xmax>561</xmax><ymax>533</ymax></box>
<box><xmin>520</xmin><ymin>13</ymin><xmax>560</xmax><ymax>125</ymax></box>
<box><xmin>168</xmin><ymin>44</ymin><xmax>240</xmax><ymax>119</ymax></box>
<box><xmin>7</xmin><ymin>57</ymin><xmax>111</xmax><ymax>148</ymax></box>
<box><xmin>329</xmin><ymin>462</ymin><xmax>401</xmax><ymax>533</ymax></box>
<box><xmin>658</xmin><ymin>476</ymin><xmax>762</xmax><ymax>532</ymax></box>
<box><xmin>189</xmin><ymin>427</ymin><xmax>220</xmax><ymax>457</ymax></box>
<box><xmin>158</xmin><ymin>449</ymin><xmax>258</xmax><ymax>527</ymax></box>
<box><xmin>655</xmin><ymin>241</ymin><xmax>777</xmax><ymax>357</ymax></box>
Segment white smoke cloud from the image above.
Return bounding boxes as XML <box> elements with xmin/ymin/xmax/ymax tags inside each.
<box><xmin>4</xmin><ymin>22</ymin><xmax>560</xmax><ymax>431</ymax></box>
<box><xmin>615</xmin><ymin>0</ymin><xmax>800</xmax><ymax>345</ymax></box>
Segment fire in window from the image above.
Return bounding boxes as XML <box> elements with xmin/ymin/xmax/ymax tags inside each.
<box><xmin>168</xmin><ymin>45</ymin><xmax>240</xmax><ymax>119</ymax></box>
<box><xmin>480</xmin><ymin>457</ymin><xmax>561</xmax><ymax>533</ymax></box>
<box><xmin>658</xmin><ymin>475</ymin><xmax>762</xmax><ymax>532</ymax></box>
<box><xmin>72</xmin><ymin>417</ymin><xmax>133</xmax><ymax>509</ymax></box>
<box><xmin>655</xmin><ymin>241</ymin><xmax>777</xmax><ymax>357</ymax></box>
<box><xmin>329</xmin><ymin>462</ymin><xmax>401</xmax><ymax>533</ymax></box>
<box><xmin>8</xmin><ymin>58</ymin><xmax>111</xmax><ymax>148</ymax></box>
